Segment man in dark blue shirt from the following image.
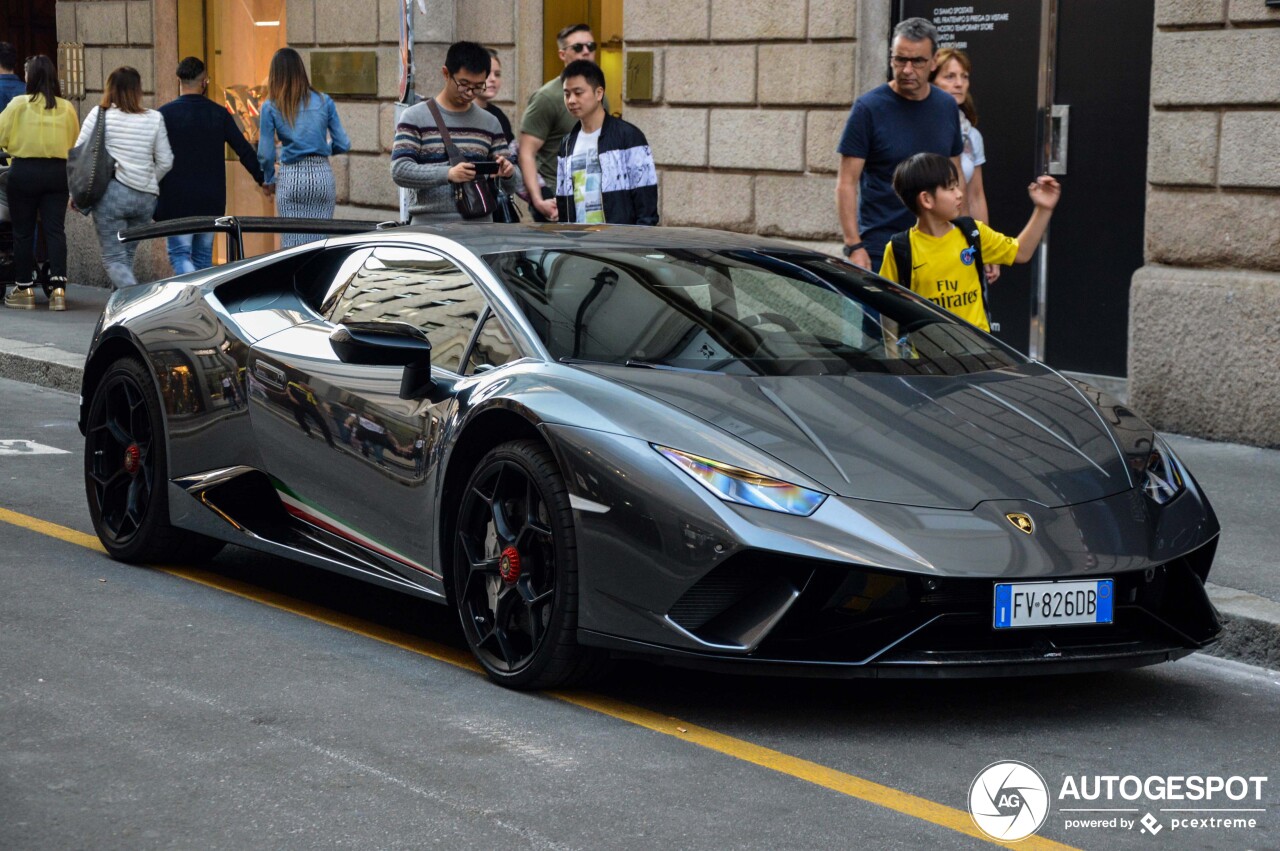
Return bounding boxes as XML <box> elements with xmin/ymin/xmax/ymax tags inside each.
<box><xmin>0</xmin><ymin>43</ymin><xmax>25</xmax><ymax>113</ymax></box>
<box><xmin>835</xmin><ymin>18</ymin><xmax>963</xmax><ymax>271</ymax></box>
<box><xmin>156</xmin><ymin>56</ymin><xmax>264</xmax><ymax>273</ymax></box>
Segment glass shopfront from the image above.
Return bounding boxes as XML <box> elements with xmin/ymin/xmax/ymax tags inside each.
<box><xmin>177</xmin><ymin>0</ymin><xmax>287</xmax><ymax>258</ymax></box>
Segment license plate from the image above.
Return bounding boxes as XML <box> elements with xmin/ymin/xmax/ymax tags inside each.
<box><xmin>993</xmin><ymin>579</ymin><xmax>1114</xmax><ymax>629</ymax></box>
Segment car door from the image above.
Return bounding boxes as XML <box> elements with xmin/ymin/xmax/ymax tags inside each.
<box><xmin>247</xmin><ymin>244</ymin><xmax>495</xmax><ymax>591</ymax></box>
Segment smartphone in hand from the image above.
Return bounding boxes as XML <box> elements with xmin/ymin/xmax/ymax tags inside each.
<box><xmin>471</xmin><ymin>160</ymin><xmax>500</xmax><ymax>176</ymax></box>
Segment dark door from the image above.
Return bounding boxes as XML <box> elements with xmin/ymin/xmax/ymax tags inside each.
<box><xmin>897</xmin><ymin>0</ymin><xmax>1153</xmax><ymax>377</ymax></box>
<box><xmin>1042</xmin><ymin>0</ymin><xmax>1153</xmax><ymax>376</ymax></box>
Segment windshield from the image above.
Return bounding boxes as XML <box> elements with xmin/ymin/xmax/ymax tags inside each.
<box><xmin>482</xmin><ymin>247</ymin><xmax>1023</xmax><ymax>377</ymax></box>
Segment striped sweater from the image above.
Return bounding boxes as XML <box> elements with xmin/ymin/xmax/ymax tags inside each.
<box><xmin>390</xmin><ymin>99</ymin><xmax>519</xmax><ymax>223</ymax></box>
<box><xmin>76</xmin><ymin>106</ymin><xmax>173</xmax><ymax>196</ymax></box>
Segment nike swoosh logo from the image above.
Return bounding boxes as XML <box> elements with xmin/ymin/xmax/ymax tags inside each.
<box><xmin>912</xmin><ymin>263</ymin><xmax>926</xmax><ymax>270</ymax></box>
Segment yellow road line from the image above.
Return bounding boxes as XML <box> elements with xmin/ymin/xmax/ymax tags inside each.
<box><xmin>2</xmin><ymin>507</ymin><xmax>1079</xmax><ymax>850</ymax></box>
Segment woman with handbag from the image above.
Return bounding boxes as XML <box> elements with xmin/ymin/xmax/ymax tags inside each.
<box><xmin>0</xmin><ymin>56</ymin><xmax>79</xmax><ymax>310</ymax></box>
<box><xmin>76</xmin><ymin>66</ymin><xmax>174</xmax><ymax>289</ymax></box>
<box><xmin>257</xmin><ymin>48</ymin><xmax>350</xmax><ymax>247</ymax></box>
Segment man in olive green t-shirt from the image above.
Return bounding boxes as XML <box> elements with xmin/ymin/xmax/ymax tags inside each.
<box><xmin>519</xmin><ymin>23</ymin><xmax>609</xmax><ymax>221</ymax></box>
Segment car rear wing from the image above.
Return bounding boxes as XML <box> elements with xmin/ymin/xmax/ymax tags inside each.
<box><xmin>119</xmin><ymin>216</ymin><xmax>404</xmax><ymax>262</ymax></box>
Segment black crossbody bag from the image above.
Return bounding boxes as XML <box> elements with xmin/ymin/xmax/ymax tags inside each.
<box><xmin>425</xmin><ymin>99</ymin><xmax>498</xmax><ymax>220</ymax></box>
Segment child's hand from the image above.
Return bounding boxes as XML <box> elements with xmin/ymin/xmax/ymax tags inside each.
<box><xmin>1028</xmin><ymin>175</ymin><xmax>1061</xmax><ymax>210</ymax></box>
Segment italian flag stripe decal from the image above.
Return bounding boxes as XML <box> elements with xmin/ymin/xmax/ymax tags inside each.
<box><xmin>274</xmin><ymin>486</ymin><xmax>439</xmax><ymax>578</ymax></box>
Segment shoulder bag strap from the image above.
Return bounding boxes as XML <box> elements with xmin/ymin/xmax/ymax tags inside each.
<box><xmin>952</xmin><ymin>215</ymin><xmax>990</xmax><ymax>325</ymax></box>
<box><xmin>424</xmin><ymin>98</ymin><xmax>464</xmax><ymax>166</ymax></box>
<box><xmin>889</xmin><ymin>231</ymin><xmax>912</xmax><ymax>286</ymax></box>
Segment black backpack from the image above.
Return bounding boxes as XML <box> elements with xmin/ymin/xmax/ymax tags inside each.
<box><xmin>889</xmin><ymin>216</ymin><xmax>990</xmax><ymax>328</ymax></box>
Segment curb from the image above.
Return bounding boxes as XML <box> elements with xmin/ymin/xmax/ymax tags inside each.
<box><xmin>0</xmin><ymin>345</ymin><xmax>1276</xmax><ymax>674</ymax></box>
<box><xmin>0</xmin><ymin>339</ymin><xmax>84</xmax><ymax>395</ymax></box>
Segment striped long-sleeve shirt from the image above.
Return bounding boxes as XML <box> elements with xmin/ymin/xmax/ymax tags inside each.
<box><xmin>390</xmin><ymin>99</ymin><xmax>519</xmax><ymax>224</ymax></box>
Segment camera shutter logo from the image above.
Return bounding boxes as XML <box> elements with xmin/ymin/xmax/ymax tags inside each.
<box><xmin>968</xmin><ymin>761</ymin><xmax>1051</xmax><ymax>841</ymax></box>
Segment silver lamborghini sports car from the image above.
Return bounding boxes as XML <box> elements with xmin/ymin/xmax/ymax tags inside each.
<box><xmin>79</xmin><ymin>219</ymin><xmax>1222</xmax><ymax>688</ymax></box>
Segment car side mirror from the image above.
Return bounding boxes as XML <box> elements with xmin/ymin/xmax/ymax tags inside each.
<box><xmin>328</xmin><ymin>321</ymin><xmax>435</xmax><ymax>399</ymax></box>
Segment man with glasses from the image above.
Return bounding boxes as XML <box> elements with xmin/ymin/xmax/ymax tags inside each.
<box><xmin>518</xmin><ymin>23</ymin><xmax>610</xmax><ymax>222</ymax></box>
<box><xmin>836</xmin><ymin>17</ymin><xmax>963</xmax><ymax>271</ymax></box>
<box><xmin>391</xmin><ymin>41</ymin><xmax>519</xmax><ymax>224</ymax></box>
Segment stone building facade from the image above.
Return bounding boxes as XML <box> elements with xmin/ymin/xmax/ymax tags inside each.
<box><xmin>48</xmin><ymin>0</ymin><xmax>1280</xmax><ymax>446</ymax></box>
<box><xmin>1129</xmin><ymin>0</ymin><xmax>1280</xmax><ymax>447</ymax></box>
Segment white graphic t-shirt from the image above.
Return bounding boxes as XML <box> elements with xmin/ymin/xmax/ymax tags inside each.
<box><xmin>570</xmin><ymin>128</ymin><xmax>606</xmax><ymax>224</ymax></box>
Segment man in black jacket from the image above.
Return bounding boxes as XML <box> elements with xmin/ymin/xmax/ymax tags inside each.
<box><xmin>555</xmin><ymin>60</ymin><xmax>657</xmax><ymax>226</ymax></box>
<box><xmin>156</xmin><ymin>57</ymin><xmax>265</xmax><ymax>273</ymax></box>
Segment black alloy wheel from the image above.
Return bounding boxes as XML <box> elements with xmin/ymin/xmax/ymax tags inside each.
<box><xmin>453</xmin><ymin>439</ymin><xmax>603</xmax><ymax>689</ymax></box>
<box><xmin>84</xmin><ymin>358</ymin><xmax>224</xmax><ymax>564</ymax></box>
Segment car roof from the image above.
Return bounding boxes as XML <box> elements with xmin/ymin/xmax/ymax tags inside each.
<box><xmin>366</xmin><ymin>223</ymin><xmax>825</xmax><ymax>257</ymax></box>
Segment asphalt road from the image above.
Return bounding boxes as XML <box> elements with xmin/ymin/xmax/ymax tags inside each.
<box><xmin>1</xmin><ymin>378</ymin><xmax>1277</xmax><ymax>851</ymax></box>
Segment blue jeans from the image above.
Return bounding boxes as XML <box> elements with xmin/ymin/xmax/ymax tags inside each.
<box><xmin>167</xmin><ymin>232</ymin><xmax>215</xmax><ymax>275</ymax></box>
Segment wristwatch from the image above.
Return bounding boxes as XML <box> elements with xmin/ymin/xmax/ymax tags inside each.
<box><xmin>842</xmin><ymin>242</ymin><xmax>866</xmax><ymax>257</ymax></box>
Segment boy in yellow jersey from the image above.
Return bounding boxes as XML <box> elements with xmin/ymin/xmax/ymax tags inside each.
<box><xmin>878</xmin><ymin>152</ymin><xmax>1061</xmax><ymax>332</ymax></box>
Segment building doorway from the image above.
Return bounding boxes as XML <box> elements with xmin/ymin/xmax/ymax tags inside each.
<box><xmin>542</xmin><ymin>0</ymin><xmax>623</xmax><ymax>114</ymax></box>
<box><xmin>176</xmin><ymin>0</ymin><xmax>286</xmax><ymax>258</ymax></box>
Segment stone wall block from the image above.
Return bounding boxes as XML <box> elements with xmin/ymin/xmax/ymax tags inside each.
<box><xmin>626</xmin><ymin>0</ymin><xmax>709</xmax><ymax>41</ymax></box>
<box><xmin>1146</xmin><ymin>189</ymin><xmax>1280</xmax><ymax>271</ymax></box>
<box><xmin>408</xmin><ymin>44</ymin><xmax>449</xmax><ymax>99</ymax></box>
<box><xmin>758</xmin><ymin>44</ymin><xmax>855</xmax><ymax>106</ymax></box>
<box><xmin>331</xmin><ymin>154</ymin><xmax>350</xmax><ymax>204</ymax></box>
<box><xmin>805</xmin><ymin>109</ymin><xmax>850</xmax><ymax>174</ymax></box>
<box><xmin>1227</xmin><ymin>0</ymin><xmax>1280</xmax><ymax>23</ymax></box>
<box><xmin>1146</xmin><ymin>110</ymin><xmax>1218</xmax><ymax>186</ymax></box>
<box><xmin>316</xmin><ymin>0</ymin><xmax>380</xmax><ymax>45</ymax></box>
<box><xmin>664</xmin><ymin>45</ymin><xmax>755</xmax><ymax>105</ymax></box>
<box><xmin>334</xmin><ymin>203</ymin><xmax>397</xmax><ymax>221</ymax></box>
<box><xmin>83</xmin><ymin>47</ymin><xmax>106</xmax><ymax>92</ymax></box>
<box><xmin>380</xmin><ymin>0</ymin><xmax>454</xmax><ymax>44</ymax></box>
<box><xmin>755</xmin><ymin>174</ymin><xmax>838</xmax><ymax>238</ymax></box>
<box><xmin>454</xmin><ymin>0</ymin><xmax>512</xmax><ymax>44</ymax></box>
<box><xmin>379</xmin><ymin>102</ymin><xmax>399</xmax><ymax>152</ymax></box>
<box><xmin>661</xmin><ymin>171</ymin><xmax>753</xmax><ymax>229</ymax></box>
<box><xmin>347</xmin><ymin>153</ymin><xmax>398</xmax><ymax>207</ymax></box>
<box><xmin>1155</xmin><ymin>0</ymin><xmax>1226</xmax><ymax>26</ymax></box>
<box><xmin>287</xmin><ymin>0</ymin><xmax>316</xmax><ymax>45</ymax></box>
<box><xmin>1151</xmin><ymin>30</ymin><xmax>1280</xmax><ymax>105</ymax></box>
<box><xmin>809</xmin><ymin>0</ymin><xmax>858</xmax><ymax>39</ymax></box>
<box><xmin>126</xmin><ymin>1</ymin><xmax>153</xmax><ymax>45</ymax></box>
<box><xmin>1129</xmin><ymin>265</ymin><xmax>1280</xmax><ymax>447</ymax></box>
<box><xmin>101</xmin><ymin>48</ymin><xmax>154</xmax><ymax>92</ymax></box>
<box><xmin>1219</xmin><ymin>112</ymin><xmax>1280</xmax><ymax>188</ymax></box>
<box><xmin>624</xmin><ymin>107</ymin><xmax>707</xmax><ymax>167</ymax></box>
<box><xmin>77</xmin><ymin>1</ymin><xmax>129</xmax><ymax>46</ymax></box>
<box><xmin>335</xmin><ymin>102</ymin><xmax>381</xmax><ymax>153</ymax></box>
<box><xmin>708</xmin><ymin>109</ymin><xmax>804</xmax><ymax>171</ymax></box>
<box><xmin>56</xmin><ymin>2</ymin><xmax>77</xmax><ymax>43</ymax></box>
<box><xmin>710</xmin><ymin>0</ymin><xmax>806</xmax><ymax>40</ymax></box>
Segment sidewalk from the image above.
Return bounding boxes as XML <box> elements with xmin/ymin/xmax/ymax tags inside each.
<box><xmin>1</xmin><ymin>282</ymin><xmax>1277</xmax><ymax>671</ymax></box>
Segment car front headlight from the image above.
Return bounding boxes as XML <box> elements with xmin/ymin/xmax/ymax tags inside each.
<box><xmin>1143</xmin><ymin>436</ymin><xmax>1186</xmax><ymax>505</ymax></box>
<box><xmin>653</xmin><ymin>445</ymin><xmax>827</xmax><ymax>516</ymax></box>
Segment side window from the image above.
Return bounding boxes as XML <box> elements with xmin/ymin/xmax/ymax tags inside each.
<box><xmin>330</xmin><ymin>246</ymin><xmax>486</xmax><ymax>374</ymax></box>
<box><xmin>294</xmin><ymin>247</ymin><xmax>371</xmax><ymax>314</ymax></box>
<box><xmin>465</xmin><ymin>310</ymin><xmax>518</xmax><ymax>374</ymax></box>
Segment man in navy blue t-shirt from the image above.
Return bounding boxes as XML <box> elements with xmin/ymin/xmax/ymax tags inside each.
<box><xmin>836</xmin><ymin>18</ymin><xmax>963</xmax><ymax>271</ymax></box>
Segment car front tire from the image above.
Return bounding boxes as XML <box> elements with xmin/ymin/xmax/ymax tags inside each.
<box><xmin>452</xmin><ymin>439</ymin><xmax>605</xmax><ymax>689</ymax></box>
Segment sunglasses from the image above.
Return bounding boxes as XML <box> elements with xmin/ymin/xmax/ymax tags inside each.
<box><xmin>567</xmin><ymin>41</ymin><xmax>598</xmax><ymax>54</ymax></box>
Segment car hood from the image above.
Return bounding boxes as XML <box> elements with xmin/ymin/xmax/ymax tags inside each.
<box><xmin>589</xmin><ymin>365</ymin><xmax>1144</xmax><ymax>510</ymax></box>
